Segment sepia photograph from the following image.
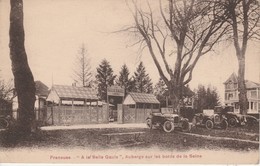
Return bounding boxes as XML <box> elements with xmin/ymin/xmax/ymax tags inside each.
<box><xmin>0</xmin><ymin>0</ymin><xmax>259</xmax><ymax>164</ymax></box>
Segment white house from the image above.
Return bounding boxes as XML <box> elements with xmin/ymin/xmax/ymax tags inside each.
<box><xmin>224</xmin><ymin>73</ymin><xmax>260</xmax><ymax>115</ymax></box>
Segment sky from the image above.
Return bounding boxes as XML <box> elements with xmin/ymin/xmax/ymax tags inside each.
<box><xmin>0</xmin><ymin>0</ymin><xmax>259</xmax><ymax>103</ymax></box>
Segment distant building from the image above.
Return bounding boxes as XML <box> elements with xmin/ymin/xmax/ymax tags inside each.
<box><xmin>119</xmin><ymin>92</ymin><xmax>160</xmax><ymax>123</ymax></box>
<box><xmin>46</xmin><ymin>85</ymin><xmax>108</xmax><ymax>125</ymax></box>
<box><xmin>224</xmin><ymin>73</ymin><xmax>260</xmax><ymax>114</ymax></box>
<box><xmin>123</xmin><ymin>92</ymin><xmax>160</xmax><ymax>110</ymax></box>
<box><xmin>12</xmin><ymin>80</ymin><xmax>49</xmax><ymax>120</ymax></box>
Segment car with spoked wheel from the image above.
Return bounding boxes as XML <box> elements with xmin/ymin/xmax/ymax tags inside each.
<box><xmin>214</xmin><ymin>106</ymin><xmax>247</xmax><ymax>127</ymax></box>
<box><xmin>146</xmin><ymin>112</ymin><xmax>191</xmax><ymax>133</ymax></box>
<box><xmin>192</xmin><ymin>109</ymin><xmax>228</xmax><ymax>130</ymax></box>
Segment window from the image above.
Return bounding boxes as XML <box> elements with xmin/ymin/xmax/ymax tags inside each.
<box><xmin>129</xmin><ymin>104</ymin><xmax>135</xmax><ymax>108</ymax></box>
<box><xmin>234</xmin><ymin>83</ymin><xmax>238</xmax><ymax>89</ymax></box>
<box><xmin>153</xmin><ymin>104</ymin><xmax>159</xmax><ymax>109</ymax></box>
<box><xmin>138</xmin><ymin>103</ymin><xmax>144</xmax><ymax>108</ymax></box>
<box><xmin>251</xmin><ymin>90</ymin><xmax>257</xmax><ymax>99</ymax></box>
<box><xmin>235</xmin><ymin>103</ymin><xmax>239</xmax><ymax>109</ymax></box>
<box><xmin>226</xmin><ymin>82</ymin><xmax>234</xmax><ymax>89</ymax></box>
<box><xmin>253</xmin><ymin>102</ymin><xmax>257</xmax><ymax>111</ymax></box>
<box><xmin>146</xmin><ymin>104</ymin><xmax>151</xmax><ymax>109</ymax></box>
<box><xmin>250</xmin><ymin>102</ymin><xmax>253</xmax><ymax>110</ymax></box>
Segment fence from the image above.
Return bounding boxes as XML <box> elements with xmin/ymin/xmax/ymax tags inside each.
<box><xmin>118</xmin><ymin>104</ymin><xmax>160</xmax><ymax>123</ymax></box>
<box><xmin>46</xmin><ymin>104</ymin><xmax>109</xmax><ymax>125</ymax></box>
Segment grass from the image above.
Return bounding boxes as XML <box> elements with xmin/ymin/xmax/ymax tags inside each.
<box><xmin>0</xmin><ymin>124</ymin><xmax>259</xmax><ymax>152</ymax></box>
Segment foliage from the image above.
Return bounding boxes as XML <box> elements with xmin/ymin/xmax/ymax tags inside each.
<box><xmin>0</xmin><ymin>77</ymin><xmax>14</xmax><ymax>101</ymax></box>
<box><xmin>194</xmin><ymin>84</ymin><xmax>220</xmax><ymax>112</ymax></box>
<box><xmin>132</xmin><ymin>62</ymin><xmax>153</xmax><ymax>93</ymax></box>
<box><xmin>116</xmin><ymin>64</ymin><xmax>134</xmax><ymax>96</ymax></box>
<box><xmin>95</xmin><ymin>59</ymin><xmax>116</xmax><ymax>101</ymax></box>
<box><xmin>72</xmin><ymin>44</ymin><xmax>92</xmax><ymax>87</ymax></box>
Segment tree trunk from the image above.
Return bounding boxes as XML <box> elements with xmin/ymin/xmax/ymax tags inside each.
<box><xmin>237</xmin><ymin>58</ymin><xmax>248</xmax><ymax>115</ymax></box>
<box><xmin>168</xmin><ymin>83</ymin><xmax>182</xmax><ymax>115</ymax></box>
<box><xmin>9</xmin><ymin>0</ymin><xmax>36</xmax><ymax>133</ymax></box>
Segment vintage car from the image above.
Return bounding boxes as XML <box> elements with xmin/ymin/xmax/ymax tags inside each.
<box><xmin>214</xmin><ymin>106</ymin><xmax>247</xmax><ymax>127</ymax></box>
<box><xmin>192</xmin><ymin>109</ymin><xmax>228</xmax><ymax>130</ymax></box>
<box><xmin>146</xmin><ymin>112</ymin><xmax>191</xmax><ymax>133</ymax></box>
<box><xmin>244</xmin><ymin>115</ymin><xmax>259</xmax><ymax>126</ymax></box>
<box><xmin>0</xmin><ymin>115</ymin><xmax>11</xmax><ymax>129</ymax></box>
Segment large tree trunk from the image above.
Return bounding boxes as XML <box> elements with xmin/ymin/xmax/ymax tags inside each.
<box><xmin>237</xmin><ymin>58</ymin><xmax>248</xmax><ymax>115</ymax></box>
<box><xmin>9</xmin><ymin>0</ymin><xmax>36</xmax><ymax>133</ymax></box>
<box><xmin>168</xmin><ymin>83</ymin><xmax>182</xmax><ymax>115</ymax></box>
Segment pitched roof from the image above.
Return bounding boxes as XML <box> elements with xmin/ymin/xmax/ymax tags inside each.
<box><xmin>224</xmin><ymin>73</ymin><xmax>260</xmax><ymax>88</ymax></box>
<box><xmin>245</xmin><ymin>80</ymin><xmax>260</xmax><ymax>88</ymax></box>
<box><xmin>35</xmin><ymin>81</ymin><xmax>49</xmax><ymax>97</ymax></box>
<box><xmin>128</xmin><ymin>92</ymin><xmax>160</xmax><ymax>104</ymax></box>
<box><xmin>224</xmin><ymin>73</ymin><xmax>238</xmax><ymax>84</ymax></box>
<box><xmin>52</xmin><ymin>85</ymin><xmax>98</xmax><ymax>100</ymax></box>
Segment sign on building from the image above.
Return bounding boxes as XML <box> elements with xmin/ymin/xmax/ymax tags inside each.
<box><xmin>107</xmin><ymin>85</ymin><xmax>124</xmax><ymax>97</ymax></box>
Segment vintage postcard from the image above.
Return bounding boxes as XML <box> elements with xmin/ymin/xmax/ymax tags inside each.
<box><xmin>0</xmin><ymin>0</ymin><xmax>259</xmax><ymax>164</ymax></box>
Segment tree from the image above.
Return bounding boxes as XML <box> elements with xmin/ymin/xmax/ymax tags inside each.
<box><xmin>132</xmin><ymin>62</ymin><xmax>153</xmax><ymax>93</ymax></box>
<box><xmin>72</xmin><ymin>44</ymin><xmax>92</xmax><ymax>87</ymax></box>
<box><xmin>127</xmin><ymin>0</ymin><xmax>229</xmax><ymax>111</ymax></box>
<box><xmin>116</xmin><ymin>64</ymin><xmax>134</xmax><ymax>95</ymax></box>
<box><xmin>194</xmin><ymin>84</ymin><xmax>220</xmax><ymax>112</ymax></box>
<box><xmin>154</xmin><ymin>78</ymin><xmax>167</xmax><ymax>107</ymax></box>
<box><xmin>221</xmin><ymin>0</ymin><xmax>260</xmax><ymax>114</ymax></box>
<box><xmin>0</xmin><ymin>71</ymin><xmax>14</xmax><ymax>101</ymax></box>
<box><xmin>9</xmin><ymin>0</ymin><xmax>36</xmax><ymax>133</ymax></box>
<box><xmin>96</xmin><ymin>59</ymin><xmax>116</xmax><ymax>101</ymax></box>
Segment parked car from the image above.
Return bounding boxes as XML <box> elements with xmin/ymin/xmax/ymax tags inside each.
<box><xmin>146</xmin><ymin>112</ymin><xmax>191</xmax><ymax>133</ymax></box>
<box><xmin>244</xmin><ymin>115</ymin><xmax>259</xmax><ymax>127</ymax></box>
<box><xmin>0</xmin><ymin>115</ymin><xmax>12</xmax><ymax>129</ymax></box>
<box><xmin>192</xmin><ymin>109</ymin><xmax>228</xmax><ymax>130</ymax></box>
<box><xmin>215</xmin><ymin>106</ymin><xmax>247</xmax><ymax>127</ymax></box>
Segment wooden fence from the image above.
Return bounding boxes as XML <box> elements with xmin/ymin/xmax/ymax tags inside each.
<box><xmin>118</xmin><ymin>104</ymin><xmax>160</xmax><ymax>123</ymax></box>
<box><xmin>46</xmin><ymin>104</ymin><xmax>109</xmax><ymax>125</ymax></box>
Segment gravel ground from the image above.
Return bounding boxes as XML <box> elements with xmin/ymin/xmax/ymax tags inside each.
<box><xmin>0</xmin><ymin>123</ymin><xmax>259</xmax><ymax>152</ymax></box>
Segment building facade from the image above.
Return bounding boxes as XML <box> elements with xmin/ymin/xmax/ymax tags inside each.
<box><xmin>224</xmin><ymin>73</ymin><xmax>260</xmax><ymax>115</ymax></box>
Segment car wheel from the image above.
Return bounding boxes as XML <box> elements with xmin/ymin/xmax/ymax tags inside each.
<box><xmin>181</xmin><ymin>119</ymin><xmax>191</xmax><ymax>132</ymax></box>
<box><xmin>228</xmin><ymin>117</ymin><xmax>237</xmax><ymax>127</ymax></box>
<box><xmin>0</xmin><ymin>118</ymin><xmax>9</xmax><ymax>129</ymax></box>
<box><xmin>205</xmin><ymin>120</ymin><xmax>214</xmax><ymax>130</ymax></box>
<box><xmin>146</xmin><ymin>118</ymin><xmax>153</xmax><ymax>129</ymax></box>
<box><xmin>163</xmin><ymin>121</ymin><xmax>174</xmax><ymax>133</ymax></box>
<box><xmin>221</xmin><ymin>120</ymin><xmax>228</xmax><ymax>130</ymax></box>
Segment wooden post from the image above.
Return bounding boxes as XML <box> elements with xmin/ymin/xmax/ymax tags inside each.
<box><xmin>72</xmin><ymin>99</ymin><xmax>74</xmax><ymax>124</ymax></box>
<box><xmin>51</xmin><ymin>101</ymin><xmax>54</xmax><ymax>125</ymax></box>
<box><xmin>96</xmin><ymin>101</ymin><xmax>99</xmax><ymax>123</ymax></box>
<box><xmin>90</xmin><ymin>101</ymin><xmax>92</xmax><ymax>123</ymax></box>
<box><xmin>166</xmin><ymin>96</ymin><xmax>168</xmax><ymax>108</ymax></box>
<box><xmin>143</xmin><ymin>104</ymin><xmax>146</xmax><ymax>123</ymax></box>
<box><xmin>58</xmin><ymin>99</ymin><xmax>61</xmax><ymax>125</ymax></box>
<box><xmin>84</xmin><ymin>99</ymin><xmax>86</xmax><ymax>123</ymax></box>
<box><xmin>135</xmin><ymin>103</ymin><xmax>137</xmax><ymax>123</ymax></box>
